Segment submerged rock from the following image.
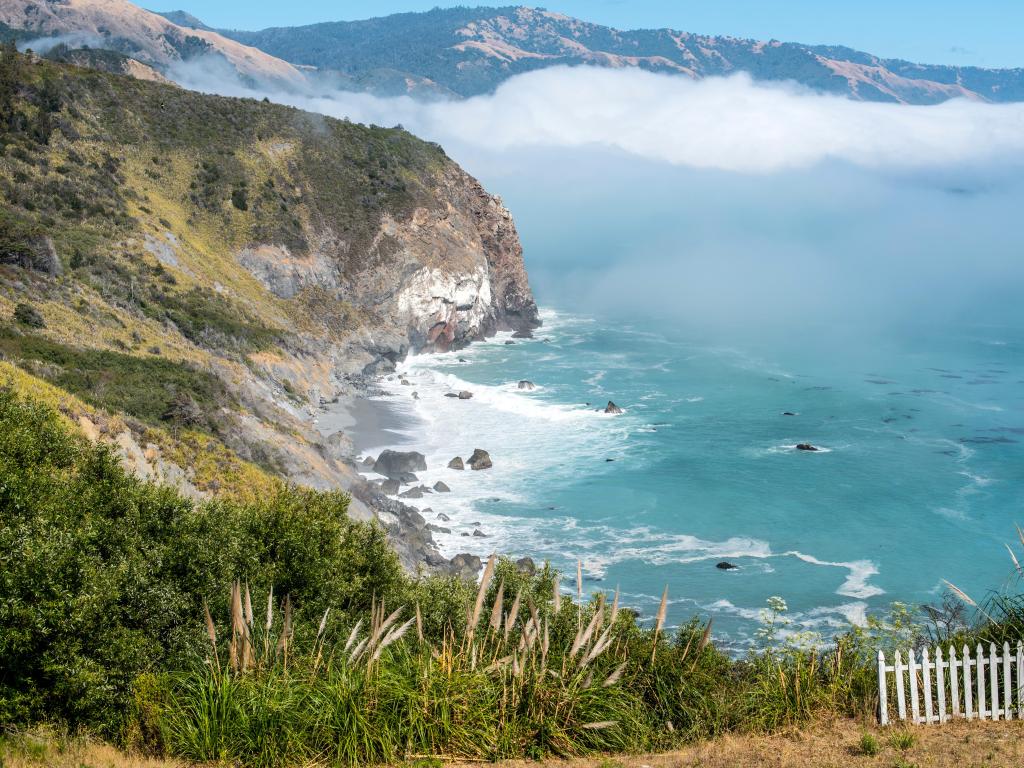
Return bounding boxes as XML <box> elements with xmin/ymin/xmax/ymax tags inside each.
<box><xmin>436</xmin><ymin>512</ymin><xmax>451</xmax><ymax>522</ymax></box>
<box><xmin>604</xmin><ymin>401</ymin><xmax>624</xmax><ymax>414</ymax></box>
<box><xmin>518</xmin><ymin>380</ymin><xmax>536</xmax><ymax>390</ymax></box>
<box><xmin>373</xmin><ymin>449</ymin><xmax>427</xmax><ymax>479</ymax></box>
<box><xmin>504</xmin><ymin>340</ymin><xmax>515</xmax><ymax>345</ymax></box>
<box><xmin>795</xmin><ymin>443</ymin><xmax>820</xmax><ymax>452</ymax></box>
<box><xmin>716</xmin><ymin>561</ymin><xmax>738</xmax><ymax>571</ymax></box>
<box><xmin>472</xmin><ymin>528</ymin><xmax>487</xmax><ymax>537</ymax></box>
<box><xmin>444</xmin><ymin>392</ymin><xmax>460</xmax><ymax>398</ymax></box>
<box><xmin>782</xmin><ymin>412</ymin><xmax>797</xmax><ymax>416</ymax></box>
<box><xmin>468</xmin><ymin>448</ymin><xmax>492</xmax><ymax>470</ymax></box>
<box><xmin>448</xmin><ymin>456</ymin><xmax>465</xmax><ymax>470</ymax></box>
<box><xmin>434</xmin><ymin>481</ymin><xmax>451</xmax><ymax>493</ymax></box>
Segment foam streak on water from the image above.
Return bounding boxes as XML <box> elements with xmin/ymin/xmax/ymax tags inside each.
<box><xmin>356</xmin><ymin>309</ymin><xmax>1024</xmax><ymax>647</ymax></box>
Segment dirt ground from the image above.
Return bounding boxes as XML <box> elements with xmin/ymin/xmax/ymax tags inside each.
<box><xmin>463</xmin><ymin>719</ymin><xmax>1024</xmax><ymax>768</ymax></box>
<box><xmin>3</xmin><ymin>718</ymin><xmax>1022</xmax><ymax>767</ymax></box>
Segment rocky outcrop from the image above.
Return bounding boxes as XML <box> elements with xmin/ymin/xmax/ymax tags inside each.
<box><xmin>382</xmin><ymin>168</ymin><xmax>540</xmax><ymax>353</ymax></box>
<box><xmin>373</xmin><ymin>450</ymin><xmax>428</xmax><ymax>479</ymax></box>
<box><xmin>468</xmin><ymin>448</ymin><xmax>492</xmax><ymax>470</ymax></box>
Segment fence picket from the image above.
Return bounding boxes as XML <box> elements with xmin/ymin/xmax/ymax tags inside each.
<box><xmin>949</xmin><ymin>645</ymin><xmax>961</xmax><ymax>718</ymax></box>
<box><xmin>976</xmin><ymin>643</ymin><xmax>987</xmax><ymax>720</ymax></box>
<box><xmin>895</xmin><ymin>649</ymin><xmax>907</xmax><ymax>721</ymax></box>
<box><xmin>1002</xmin><ymin>642</ymin><xmax>1012</xmax><ymax>720</ymax></box>
<box><xmin>878</xmin><ymin>650</ymin><xmax>889</xmax><ymax>726</ymax></box>
<box><xmin>963</xmin><ymin>644</ymin><xmax>974</xmax><ymax>719</ymax></box>
<box><xmin>909</xmin><ymin>648</ymin><xmax>921</xmax><ymax>723</ymax></box>
<box><xmin>989</xmin><ymin>643</ymin><xmax>999</xmax><ymax>720</ymax></box>
<box><xmin>936</xmin><ymin>646</ymin><xmax>947</xmax><ymax>723</ymax></box>
<box><xmin>922</xmin><ymin>647</ymin><xmax>934</xmax><ymax>723</ymax></box>
<box><xmin>1011</xmin><ymin>643</ymin><xmax>1019</xmax><ymax>720</ymax></box>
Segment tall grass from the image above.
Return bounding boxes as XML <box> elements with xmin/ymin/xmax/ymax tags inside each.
<box><xmin>154</xmin><ymin>557</ymin><xmax>921</xmax><ymax>766</ymax></box>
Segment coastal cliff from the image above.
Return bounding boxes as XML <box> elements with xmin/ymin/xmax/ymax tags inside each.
<box><xmin>0</xmin><ymin>50</ymin><xmax>538</xmax><ymax>569</ymax></box>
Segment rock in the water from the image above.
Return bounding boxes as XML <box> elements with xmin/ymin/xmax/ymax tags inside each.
<box><xmin>472</xmin><ymin>528</ymin><xmax>487</xmax><ymax>537</ymax></box>
<box><xmin>604</xmin><ymin>401</ymin><xmax>624</xmax><ymax>414</ymax></box>
<box><xmin>373</xmin><ymin>449</ymin><xmax>427</xmax><ymax>479</ymax></box>
<box><xmin>796</xmin><ymin>443</ymin><xmax>820</xmax><ymax>452</ymax></box>
<box><xmin>416</xmin><ymin>485</ymin><xmax>433</xmax><ymax>494</ymax></box>
<box><xmin>518</xmin><ymin>380</ymin><xmax>536</xmax><ymax>390</ymax></box>
<box><xmin>516</xmin><ymin>556</ymin><xmax>537</xmax><ymax>575</ymax></box>
<box><xmin>458</xmin><ymin>357</ymin><xmax>468</xmax><ymax>363</ymax></box>
<box><xmin>458</xmin><ymin>390</ymin><xmax>473</xmax><ymax>400</ymax></box>
<box><xmin>448</xmin><ymin>456</ymin><xmax>465</xmax><ymax>470</ymax></box>
<box><xmin>412</xmin><ymin>392</ymin><xmax>419</xmax><ymax>400</ymax></box>
<box><xmin>436</xmin><ymin>512</ymin><xmax>451</xmax><ymax>522</ymax></box>
<box><xmin>427</xmin><ymin>524</ymin><xmax>451</xmax><ymax>534</ymax></box>
<box><xmin>782</xmin><ymin>412</ymin><xmax>797</xmax><ymax>416</ymax></box>
<box><xmin>468</xmin><ymin>448</ymin><xmax>492</xmax><ymax>470</ymax></box>
<box><xmin>716</xmin><ymin>561</ymin><xmax>739</xmax><ymax>570</ymax></box>
<box><xmin>399</xmin><ymin>471</ymin><xmax>419</xmax><ymax>484</ymax></box>
<box><xmin>380</xmin><ymin>479</ymin><xmax>401</xmax><ymax>495</ymax></box>
<box><xmin>362</xmin><ymin>456</ymin><xmax>376</xmax><ymax>467</ymax></box>
<box><xmin>399</xmin><ymin>488</ymin><xmax>424</xmax><ymax>499</ymax></box>
<box><xmin>434</xmin><ymin>481</ymin><xmax>451</xmax><ymax>493</ymax></box>
<box><xmin>460</xmin><ymin>532</ymin><xmax>470</xmax><ymax>537</ymax></box>
<box><xmin>504</xmin><ymin>340</ymin><xmax>515</xmax><ymax>345</ymax></box>
<box><xmin>444</xmin><ymin>392</ymin><xmax>460</xmax><ymax>398</ymax></box>
<box><xmin>400</xmin><ymin>379</ymin><xmax>411</xmax><ymax>386</ymax></box>
<box><xmin>512</xmin><ymin>329</ymin><xmax>533</xmax><ymax>339</ymax></box>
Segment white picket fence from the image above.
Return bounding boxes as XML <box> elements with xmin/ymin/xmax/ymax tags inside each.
<box><xmin>878</xmin><ymin>642</ymin><xmax>1024</xmax><ymax>725</ymax></box>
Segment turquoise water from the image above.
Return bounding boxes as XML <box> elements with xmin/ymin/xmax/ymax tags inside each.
<box><xmin>370</xmin><ymin>310</ymin><xmax>1024</xmax><ymax>648</ymax></box>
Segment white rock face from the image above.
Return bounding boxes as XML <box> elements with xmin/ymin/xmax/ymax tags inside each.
<box><xmin>396</xmin><ymin>264</ymin><xmax>493</xmax><ymax>348</ymax></box>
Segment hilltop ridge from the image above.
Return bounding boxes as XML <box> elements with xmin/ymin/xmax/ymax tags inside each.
<box><xmin>220</xmin><ymin>4</ymin><xmax>1024</xmax><ymax>104</ymax></box>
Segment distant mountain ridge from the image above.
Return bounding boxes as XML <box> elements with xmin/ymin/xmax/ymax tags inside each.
<box><xmin>0</xmin><ymin>0</ymin><xmax>303</xmax><ymax>87</ymax></box>
<box><xmin>219</xmin><ymin>5</ymin><xmax>1024</xmax><ymax>104</ymax></box>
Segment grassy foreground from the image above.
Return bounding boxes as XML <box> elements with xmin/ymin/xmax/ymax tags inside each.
<box><xmin>2</xmin><ymin>384</ymin><xmax>1024</xmax><ymax>765</ymax></box>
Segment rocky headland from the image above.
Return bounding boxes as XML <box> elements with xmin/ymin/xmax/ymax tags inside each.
<box><xmin>0</xmin><ymin>51</ymin><xmax>539</xmax><ymax>574</ymax></box>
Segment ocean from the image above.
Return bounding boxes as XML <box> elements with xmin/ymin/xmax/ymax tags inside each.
<box><xmin>356</xmin><ymin>308</ymin><xmax>1024</xmax><ymax>649</ymax></box>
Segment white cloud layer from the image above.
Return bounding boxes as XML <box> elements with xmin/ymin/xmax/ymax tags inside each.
<box><xmin>174</xmin><ymin>63</ymin><xmax>1024</xmax><ymax>173</ymax></box>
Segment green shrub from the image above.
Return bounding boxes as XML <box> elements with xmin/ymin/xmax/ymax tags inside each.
<box><xmin>858</xmin><ymin>731</ymin><xmax>879</xmax><ymax>756</ymax></box>
<box><xmin>12</xmin><ymin>302</ymin><xmax>44</xmax><ymax>328</ymax></box>
<box><xmin>0</xmin><ymin>325</ymin><xmax>235</xmax><ymax>434</ymax></box>
<box><xmin>889</xmin><ymin>730</ymin><xmax>915</xmax><ymax>751</ymax></box>
<box><xmin>0</xmin><ymin>388</ymin><xmax>402</xmax><ymax>737</ymax></box>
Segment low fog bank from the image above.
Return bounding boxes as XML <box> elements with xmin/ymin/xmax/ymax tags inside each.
<box><xmin>168</xmin><ymin>61</ymin><xmax>1024</xmax><ymax>345</ymax></box>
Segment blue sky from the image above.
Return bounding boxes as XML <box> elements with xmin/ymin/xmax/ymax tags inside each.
<box><xmin>168</xmin><ymin>1</ymin><xmax>1023</xmax><ymax>68</ymax></box>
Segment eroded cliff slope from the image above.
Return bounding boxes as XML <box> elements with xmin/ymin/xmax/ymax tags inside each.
<box><xmin>0</xmin><ymin>50</ymin><xmax>538</xmax><ymax>566</ymax></box>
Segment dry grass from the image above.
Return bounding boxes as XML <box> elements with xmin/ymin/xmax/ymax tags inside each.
<box><xmin>4</xmin><ymin>719</ymin><xmax>1022</xmax><ymax>768</ymax></box>
<box><xmin>469</xmin><ymin>719</ymin><xmax>1024</xmax><ymax>768</ymax></box>
<box><xmin>0</xmin><ymin>730</ymin><xmax>184</xmax><ymax>768</ymax></box>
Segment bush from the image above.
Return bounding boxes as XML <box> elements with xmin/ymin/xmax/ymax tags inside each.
<box><xmin>12</xmin><ymin>302</ymin><xmax>44</xmax><ymax>328</ymax></box>
<box><xmin>0</xmin><ymin>388</ymin><xmax>401</xmax><ymax>736</ymax></box>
